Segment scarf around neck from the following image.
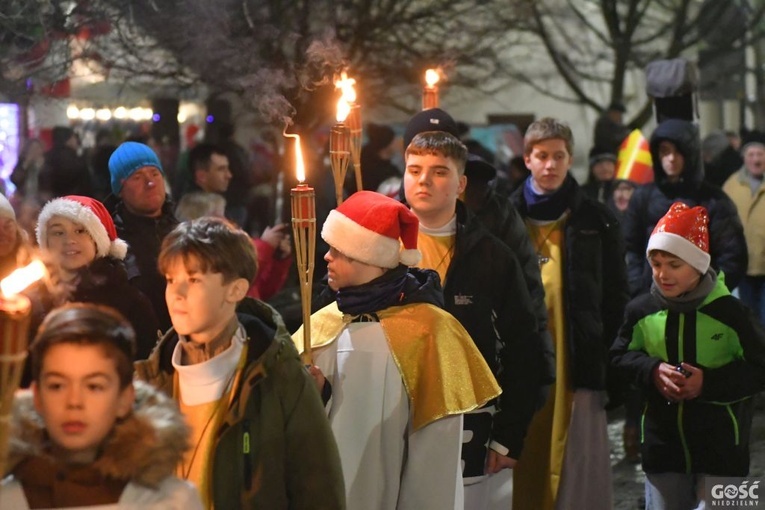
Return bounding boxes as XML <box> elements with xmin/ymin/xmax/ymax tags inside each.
<box><xmin>650</xmin><ymin>269</ymin><xmax>717</xmax><ymax>314</ymax></box>
<box><xmin>523</xmin><ymin>175</ymin><xmax>575</xmax><ymax>221</ymax></box>
<box><xmin>336</xmin><ymin>265</ymin><xmax>409</xmax><ymax>316</ymax></box>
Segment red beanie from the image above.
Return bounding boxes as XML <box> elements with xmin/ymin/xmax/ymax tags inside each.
<box><xmin>321</xmin><ymin>191</ymin><xmax>421</xmax><ymax>268</ymax></box>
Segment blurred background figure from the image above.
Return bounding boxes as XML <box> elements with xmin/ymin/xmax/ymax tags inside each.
<box><xmin>89</xmin><ymin>128</ymin><xmax>118</xmax><ymax>201</ymax></box>
<box><xmin>347</xmin><ymin>122</ymin><xmax>400</xmax><ymax>196</ymax></box>
<box><xmin>175</xmin><ymin>190</ymin><xmax>226</xmax><ymax>222</ymax></box>
<box><xmin>457</xmin><ymin>121</ymin><xmax>496</xmax><ymax>163</ymax></box>
<box><xmin>702</xmin><ymin>129</ymin><xmax>743</xmax><ymax>188</ymax></box>
<box><xmin>0</xmin><ymin>193</ymin><xmax>31</xmax><ymax>279</ymax></box>
<box><xmin>506</xmin><ymin>155</ymin><xmax>531</xmax><ymax>194</ymax></box>
<box><xmin>38</xmin><ymin>126</ymin><xmax>92</xmax><ymax>200</ymax></box>
<box><xmin>174</xmin><ymin>190</ymin><xmax>291</xmax><ymax>302</ymax></box>
<box><xmin>723</xmin><ymin>130</ymin><xmax>765</xmax><ymax>325</ymax></box>
<box><xmin>609</xmin><ymin>179</ymin><xmax>637</xmax><ymax>224</ymax></box>
<box><xmin>11</xmin><ymin>138</ymin><xmax>45</xmax><ymax>204</ymax></box>
<box><xmin>593</xmin><ymin>102</ymin><xmax>631</xmax><ymax>155</ymax></box>
<box><xmin>582</xmin><ymin>148</ymin><xmax>617</xmax><ymax>204</ymax></box>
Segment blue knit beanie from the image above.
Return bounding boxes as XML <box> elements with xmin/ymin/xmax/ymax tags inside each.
<box><xmin>108</xmin><ymin>142</ymin><xmax>164</xmax><ymax>195</ymax></box>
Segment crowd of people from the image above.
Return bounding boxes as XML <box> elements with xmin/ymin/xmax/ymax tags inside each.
<box><xmin>0</xmin><ymin>105</ymin><xmax>764</xmax><ymax>510</ymax></box>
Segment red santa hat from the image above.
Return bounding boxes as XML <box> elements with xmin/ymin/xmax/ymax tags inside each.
<box><xmin>322</xmin><ymin>191</ymin><xmax>421</xmax><ymax>268</ymax></box>
<box><xmin>646</xmin><ymin>202</ymin><xmax>710</xmax><ymax>274</ymax></box>
<box><xmin>37</xmin><ymin>195</ymin><xmax>129</xmax><ymax>260</ymax></box>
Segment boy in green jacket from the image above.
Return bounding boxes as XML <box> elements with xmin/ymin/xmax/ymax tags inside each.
<box><xmin>611</xmin><ymin>202</ymin><xmax>765</xmax><ymax>509</ymax></box>
<box><xmin>135</xmin><ymin>217</ymin><xmax>345</xmax><ymax>509</ymax></box>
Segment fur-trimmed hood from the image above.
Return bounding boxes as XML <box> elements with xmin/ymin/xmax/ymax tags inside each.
<box><xmin>5</xmin><ymin>380</ymin><xmax>190</xmax><ymax>488</ymax></box>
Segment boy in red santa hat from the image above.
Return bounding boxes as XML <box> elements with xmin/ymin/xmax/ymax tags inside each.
<box><xmin>611</xmin><ymin>202</ymin><xmax>765</xmax><ymax>509</ymax></box>
<box><xmin>294</xmin><ymin>190</ymin><xmax>500</xmax><ymax>510</ymax></box>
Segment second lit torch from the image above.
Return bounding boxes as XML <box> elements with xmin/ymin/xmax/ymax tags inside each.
<box><xmin>286</xmin><ymin>133</ymin><xmax>316</xmax><ymax>364</ymax></box>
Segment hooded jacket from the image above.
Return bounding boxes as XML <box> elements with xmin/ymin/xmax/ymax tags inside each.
<box><xmin>0</xmin><ymin>381</ymin><xmax>202</xmax><ymax>509</ymax></box>
<box><xmin>623</xmin><ymin>119</ymin><xmax>747</xmax><ymax>296</ymax></box>
<box><xmin>134</xmin><ymin>298</ymin><xmax>346</xmax><ymax>510</ymax></box>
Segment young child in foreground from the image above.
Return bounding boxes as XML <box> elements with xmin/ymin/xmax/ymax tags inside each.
<box><xmin>0</xmin><ymin>304</ymin><xmax>202</xmax><ymax>509</ymax></box>
<box><xmin>611</xmin><ymin>202</ymin><xmax>765</xmax><ymax>510</ymax></box>
<box><xmin>294</xmin><ymin>190</ymin><xmax>501</xmax><ymax>510</ymax></box>
<box><xmin>135</xmin><ymin>216</ymin><xmax>345</xmax><ymax>509</ymax></box>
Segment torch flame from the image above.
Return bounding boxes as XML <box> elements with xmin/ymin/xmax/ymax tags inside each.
<box><xmin>284</xmin><ymin>131</ymin><xmax>305</xmax><ymax>183</ymax></box>
<box><xmin>425</xmin><ymin>68</ymin><xmax>440</xmax><ymax>87</ymax></box>
<box><xmin>337</xmin><ymin>97</ymin><xmax>351</xmax><ymax>123</ymax></box>
<box><xmin>1</xmin><ymin>260</ymin><xmax>46</xmax><ymax>297</ymax></box>
<box><xmin>335</xmin><ymin>72</ymin><xmax>357</xmax><ymax>104</ymax></box>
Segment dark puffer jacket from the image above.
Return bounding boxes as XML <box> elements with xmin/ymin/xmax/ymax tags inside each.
<box><xmin>623</xmin><ymin>119</ymin><xmax>747</xmax><ymax>296</ymax></box>
<box><xmin>440</xmin><ymin>202</ymin><xmax>553</xmax><ymax>459</ymax></box>
<box><xmin>511</xmin><ymin>176</ymin><xmax>629</xmax><ymax>395</ymax></box>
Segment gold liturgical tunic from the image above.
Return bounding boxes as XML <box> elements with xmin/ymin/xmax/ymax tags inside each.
<box><xmin>513</xmin><ymin>219</ymin><xmax>574</xmax><ymax>510</ymax></box>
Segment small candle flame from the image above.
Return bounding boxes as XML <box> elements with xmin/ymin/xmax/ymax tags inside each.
<box><xmin>425</xmin><ymin>68</ymin><xmax>440</xmax><ymax>87</ymax></box>
<box><xmin>335</xmin><ymin>72</ymin><xmax>357</xmax><ymax>104</ymax></box>
<box><xmin>284</xmin><ymin>132</ymin><xmax>305</xmax><ymax>183</ymax></box>
<box><xmin>1</xmin><ymin>260</ymin><xmax>46</xmax><ymax>296</ymax></box>
<box><xmin>337</xmin><ymin>97</ymin><xmax>351</xmax><ymax>123</ymax></box>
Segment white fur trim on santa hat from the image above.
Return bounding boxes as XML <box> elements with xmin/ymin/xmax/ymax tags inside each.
<box><xmin>322</xmin><ymin>209</ymin><xmax>415</xmax><ymax>268</ymax></box>
<box><xmin>400</xmin><ymin>248</ymin><xmax>421</xmax><ymax>267</ymax></box>
<box><xmin>36</xmin><ymin>198</ymin><xmax>128</xmax><ymax>260</ymax></box>
<box><xmin>646</xmin><ymin>231</ymin><xmax>711</xmax><ymax>274</ymax></box>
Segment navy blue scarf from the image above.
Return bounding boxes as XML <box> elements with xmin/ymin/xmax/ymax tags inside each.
<box><xmin>335</xmin><ymin>265</ymin><xmax>444</xmax><ymax>316</ymax></box>
<box><xmin>336</xmin><ymin>265</ymin><xmax>410</xmax><ymax>316</ymax></box>
<box><xmin>523</xmin><ymin>176</ymin><xmax>575</xmax><ymax>221</ymax></box>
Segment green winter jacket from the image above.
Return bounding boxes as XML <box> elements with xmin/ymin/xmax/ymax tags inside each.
<box><xmin>611</xmin><ymin>275</ymin><xmax>765</xmax><ymax>476</ymax></box>
<box><xmin>135</xmin><ymin>298</ymin><xmax>346</xmax><ymax>509</ymax></box>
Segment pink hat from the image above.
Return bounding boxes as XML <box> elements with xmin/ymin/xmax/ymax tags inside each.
<box><xmin>647</xmin><ymin>202</ymin><xmax>710</xmax><ymax>274</ymax></box>
<box><xmin>322</xmin><ymin>191</ymin><xmax>421</xmax><ymax>268</ymax></box>
<box><xmin>37</xmin><ymin>195</ymin><xmax>128</xmax><ymax>260</ymax></box>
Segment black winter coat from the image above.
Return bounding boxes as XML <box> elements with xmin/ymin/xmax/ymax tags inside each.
<box><xmin>470</xmin><ymin>189</ymin><xmax>549</xmax><ymax>343</ymax></box>
<box><xmin>71</xmin><ymin>257</ymin><xmax>160</xmax><ymax>359</ymax></box>
<box><xmin>27</xmin><ymin>257</ymin><xmax>160</xmax><ymax>360</ymax></box>
<box><xmin>623</xmin><ymin>119</ymin><xmax>747</xmax><ymax>296</ymax></box>
<box><xmin>511</xmin><ymin>176</ymin><xmax>629</xmax><ymax>395</ymax></box>
<box><xmin>111</xmin><ymin>199</ymin><xmax>179</xmax><ymax>331</ymax></box>
<box><xmin>442</xmin><ymin>202</ymin><xmax>554</xmax><ymax>459</ymax></box>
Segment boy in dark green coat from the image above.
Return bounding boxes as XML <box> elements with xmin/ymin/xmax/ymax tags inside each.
<box><xmin>135</xmin><ymin>217</ymin><xmax>345</xmax><ymax>509</ymax></box>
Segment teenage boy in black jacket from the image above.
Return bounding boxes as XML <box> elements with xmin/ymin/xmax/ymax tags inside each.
<box><xmin>403</xmin><ymin>130</ymin><xmax>553</xmax><ymax>508</ymax></box>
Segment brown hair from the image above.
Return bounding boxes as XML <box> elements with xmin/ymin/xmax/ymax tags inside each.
<box><xmin>31</xmin><ymin>304</ymin><xmax>136</xmax><ymax>388</ymax></box>
<box><xmin>405</xmin><ymin>131</ymin><xmax>468</xmax><ymax>174</ymax></box>
<box><xmin>158</xmin><ymin>216</ymin><xmax>257</xmax><ymax>284</ymax></box>
<box><xmin>524</xmin><ymin>117</ymin><xmax>574</xmax><ymax>156</ymax></box>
